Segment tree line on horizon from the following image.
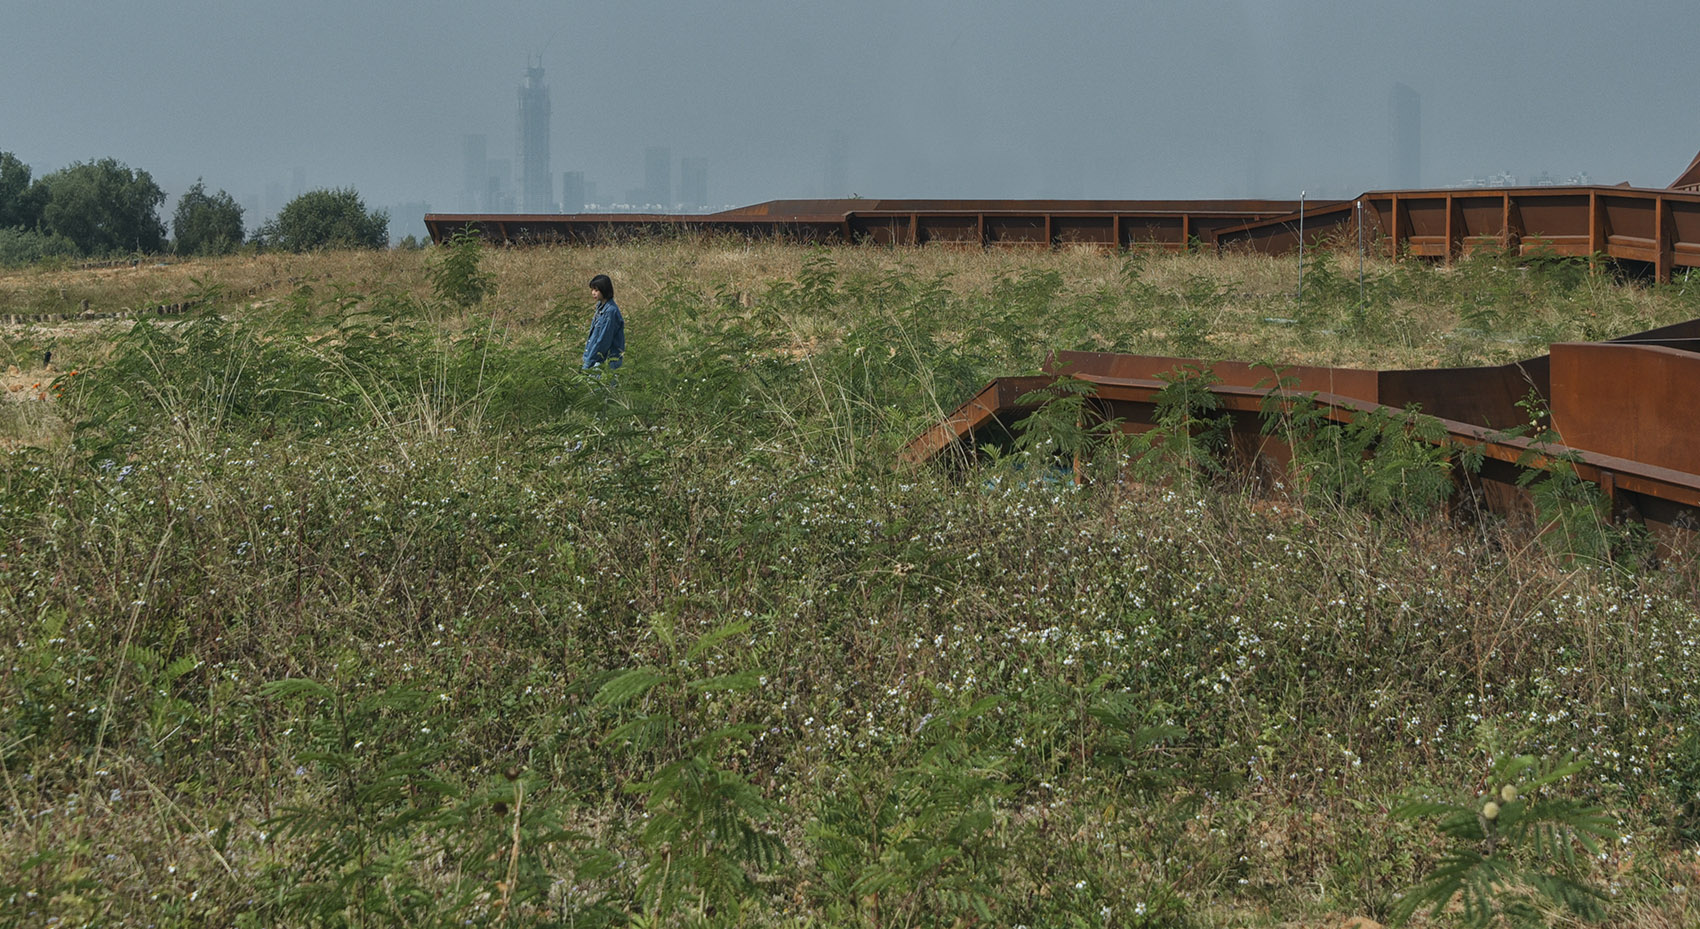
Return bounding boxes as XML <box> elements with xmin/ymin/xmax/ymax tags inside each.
<box><xmin>0</xmin><ymin>151</ymin><xmax>391</xmax><ymax>266</ymax></box>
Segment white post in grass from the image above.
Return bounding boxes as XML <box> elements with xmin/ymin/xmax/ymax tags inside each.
<box><xmin>1297</xmin><ymin>190</ymin><xmax>1306</xmax><ymax>302</ymax></box>
<box><xmin>1357</xmin><ymin>199</ymin><xmax>1366</xmax><ymax>305</ymax></box>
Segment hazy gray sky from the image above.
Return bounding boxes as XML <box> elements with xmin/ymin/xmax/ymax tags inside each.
<box><xmin>5</xmin><ymin>0</ymin><xmax>1698</xmax><ymax>228</ymax></box>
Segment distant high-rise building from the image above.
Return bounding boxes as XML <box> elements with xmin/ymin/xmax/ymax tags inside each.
<box><xmin>1389</xmin><ymin>83</ymin><xmax>1421</xmax><ymax>189</ymax></box>
<box><xmin>680</xmin><ymin>157</ymin><xmax>708</xmax><ymax>210</ymax></box>
<box><xmin>823</xmin><ymin>134</ymin><xmax>849</xmax><ymax>197</ymax></box>
<box><xmin>644</xmin><ymin>146</ymin><xmax>671</xmax><ymax>207</ymax></box>
<box><xmin>517</xmin><ymin>63</ymin><xmax>552</xmax><ymax>212</ymax></box>
<box><xmin>561</xmin><ymin>171</ymin><xmax>586</xmax><ymax>213</ymax></box>
<box><xmin>265</xmin><ymin>181</ymin><xmax>287</xmax><ymax>220</ymax></box>
<box><xmin>462</xmin><ymin>134</ymin><xmax>488</xmax><ymax>211</ymax></box>
<box><xmin>291</xmin><ymin>167</ymin><xmax>306</xmax><ymax>198</ymax></box>
<box><xmin>487</xmin><ymin>160</ymin><xmax>515</xmax><ymax>213</ymax></box>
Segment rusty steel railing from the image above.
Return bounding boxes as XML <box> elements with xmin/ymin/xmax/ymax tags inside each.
<box><xmin>424</xmin><ymin>198</ymin><xmax>1318</xmax><ymax>252</ymax></box>
<box><xmin>1215</xmin><ymin>186</ymin><xmax>1700</xmax><ymax>282</ymax></box>
<box><xmin>428</xmin><ymin>186</ymin><xmax>1700</xmax><ymax>281</ymax></box>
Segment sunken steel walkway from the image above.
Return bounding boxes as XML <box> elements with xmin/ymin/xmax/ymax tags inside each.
<box><xmin>425</xmin><ymin>198</ymin><xmax>1318</xmax><ymax>252</ymax></box>
<box><xmin>1217</xmin><ymin>185</ymin><xmax>1700</xmax><ymax>282</ymax></box>
<box><xmin>903</xmin><ymin>319</ymin><xmax>1700</xmax><ymax>541</ymax></box>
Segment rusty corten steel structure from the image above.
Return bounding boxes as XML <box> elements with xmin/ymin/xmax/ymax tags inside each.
<box><xmin>1216</xmin><ymin>184</ymin><xmax>1700</xmax><ymax>282</ymax></box>
<box><xmin>425</xmin><ymin>198</ymin><xmax>1321</xmax><ymax>252</ymax></box>
<box><xmin>428</xmin><ymin>149</ymin><xmax>1700</xmax><ymax>281</ymax></box>
<box><xmin>429</xmin><ymin>151</ymin><xmax>1700</xmax><ymax>282</ymax></box>
<box><xmin>1671</xmin><ymin>150</ymin><xmax>1700</xmax><ymax>192</ymax></box>
<box><xmin>903</xmin><ymin>319</ymin><xmax>1700</xmax><ymax>542</ymax></box>
<box><xmin>429</xmin><ymin>188</ymin><xmax>1700</xmax><ymax>281</ymax></box>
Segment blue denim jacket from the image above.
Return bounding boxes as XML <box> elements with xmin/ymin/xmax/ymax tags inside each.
<box><xmin>582</xmin><ymin>298</ymin><xmax>625</xmax><ymax>369</ymax></box>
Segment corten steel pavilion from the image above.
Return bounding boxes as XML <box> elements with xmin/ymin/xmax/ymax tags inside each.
<box><xmin>426</xmin><ymin>198</ymin><xmax>1320</xmax><ymax>254</ymax></box>
<box><xmin>428</xmin><ymin>154</ymin><xmax>1700</xmax><ymax>282</ymax></box>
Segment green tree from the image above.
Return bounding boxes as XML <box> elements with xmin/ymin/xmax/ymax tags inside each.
<box><xmin>0</xmin><ymin>151</ymin><xmax>44</xmax><ymax>230</ymax></box>
<box><xmin>36</xmin><ymin>157</ymin><xmax>167</xmax><ymax>255</ymax></box>
<box><xmin>171</xmin><ymin>179</ymin><xmax>245</xmax><ymax>256</ymax></box>
<box><xmin>259</xmin><ymin>187</ymin><xmax>388</xmax><ymax>251</ymax></box>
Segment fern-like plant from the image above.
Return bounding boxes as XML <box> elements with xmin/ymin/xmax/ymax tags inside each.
<box><xmin>427</xmin><ymin>228</ymin><xmax>495</xmax><ymax>310</ymax></box>
<box><xmin>1391</xmin><ymin>754</ymin><xmax>1617</xmax><ymax>928</ymax></box>
<box><xmin>1119</xmin><ymin>364</ymin><xmax>1232</xmax><ymax>486</ymax></box>
<box><xmin>1497</xmin><ymin>391</ymin><xmax>1645</xmax><ymax>565</ymax></box>
<box><xmin>1013</xmin><ymin>376</ymin><xmax>1121</xmax><ymax>480</ymax></box>
<box><xmin>595</xmin><ymin>618</ymin><xmax>788</xmax><ymax>924</ymax></box>
<box><xmin>1294</xmin><ymin>403</ymin><xmax>1458</xmax><ymax>516</ymax></box>
<box><xmin>257</xmin><ymin>677</ymin><xmax>457</xmax><ymax>928</ymax></box>
<box><xmin>805</xmin><ymin>696</ymin><xmax>1014</xmax><ymax>928</ymax></box>
<box><xmin>123</xmin><ymin>644</ymin><xmax>199</xmax><ymax>766</ymax></box>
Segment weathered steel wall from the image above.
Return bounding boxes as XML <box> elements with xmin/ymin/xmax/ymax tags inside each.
<box><xmin>1216</xmin><ymin>186</ymin><xmax>1700</xmax><ymax>282</ymax></box>
<box><xmin>906</xmin><ymin>320</ymin><xmax>1700</xmax><ymax>545</ymax></box>
<box><xmin>425</xmin><ymin>198</ymin><xmax>1316</xmax><ymax>252</ymax></box>
<box><xmin>427</xmin><ymin>170</ymin><xmax>1700</xmax><ymax>282</ymax></box>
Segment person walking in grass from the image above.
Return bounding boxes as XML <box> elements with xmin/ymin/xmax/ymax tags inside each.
<box><xmin>582</xmin><ymin>273</ymin><xmax>625</xmax><ymax>371</ymax></box>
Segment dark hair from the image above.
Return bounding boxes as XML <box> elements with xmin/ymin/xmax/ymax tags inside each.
<box><xmin>588</xmin><ymin>274</ymin><xmax>614</xmax><ymax>300</ymax></box>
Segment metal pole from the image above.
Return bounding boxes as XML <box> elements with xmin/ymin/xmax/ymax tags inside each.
<box><xmin>1357</xmin><ymin>200</ymin><xmax>1365</xmax><ymax>305</ymax></box>
<box><xmin>1297</xmin><ymin>191</ymin><xmax>1305</xmax><ymax>301</ymax></box>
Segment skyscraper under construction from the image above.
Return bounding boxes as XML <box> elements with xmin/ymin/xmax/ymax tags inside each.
<box><xmin>517</xmin><ymin>62</ymin><xmax>552</xmax><ymax>212</ymax></box>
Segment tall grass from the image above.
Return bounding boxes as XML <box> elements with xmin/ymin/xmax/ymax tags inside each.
<box><xmin>3</xmin><ymin>241</ymin><xmax>1700</xmax><ymax>926</ymax></box>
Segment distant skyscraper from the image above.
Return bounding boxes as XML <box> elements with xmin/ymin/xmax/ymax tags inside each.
<box><xmin>291</xmin><ymin>167</ymin><xmax>306</xmax><ymax>198</ymax></box>
<box><xmin>644</xmin><ymin>146</ymin><xmax>671</xmax><ymax>207</ymax></box>
<box><xmin>264</xmin><ymin>181</ymin><xmax>286</xmax><ymax>220</ymax></box>
<box><xmin>517</xmin><ymin>63</ymin><xmax>552</xmax><ymax>212</ymax></box>
<box><xmin>1389</xmin><ymin>83</ymin><xmax>1421</xmax><ymax>189</ymax></box>
<box><xmin>680</xmin><ymin>157</ymin><xmax>708</xmax><ymax>210</ymax></box>
<box><xmin>823</xmin><ymin>133</ymin><xmax>849</xmax><ymax>197</ymax></box>
<box><xmin>561</xmin><ymin>171</ymin><xmax>586</xmax><ymax>213</ymax></box>
<box><xmin>462</xmin><ymin>134</ymin><xmax>488</xmax><ymax>211</ymax></box>
<box><xmin>487</xmin><ymin>160</ymin><xmax>515</xmax><ymax>213</ymax></box>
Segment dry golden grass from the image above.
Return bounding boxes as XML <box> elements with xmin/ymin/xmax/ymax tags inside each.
<box><xmin>6</xmin><ymin>238</ymin><xmax>1698</xmax><ymax>390</ymax></box>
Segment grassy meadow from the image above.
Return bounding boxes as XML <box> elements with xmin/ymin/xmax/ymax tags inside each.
<box><xmin>4</xmin><ymin>239</ymin><xmax>1700</xmax><ymax>927</ymax></box>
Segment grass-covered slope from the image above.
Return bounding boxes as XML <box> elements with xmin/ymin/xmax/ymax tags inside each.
<box><xmin>3</xmin><ymin>241</ymin><xmax>1700</xmax><ymax>927</ymax></box>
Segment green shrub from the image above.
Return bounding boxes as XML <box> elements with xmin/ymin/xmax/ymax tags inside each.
<box><xmin>258</xmin><ymin>187</ymin><xmax>388</xmax><ymax>251</ymax></box>
<box><xmin>427</xmin><ymin>228</ymin><xmax>495</xmax><ymax>309</ymax></box>
<box><xmin>0</xmin><ymin>226</ymin><xmax>78</xmax><ymax>266</ymax></box>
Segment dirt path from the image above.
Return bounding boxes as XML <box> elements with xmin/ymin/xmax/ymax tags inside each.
<box><xmin>1</xmin><ymin>363</ymin><xmax>61</xmax><ymax>403</ymax></box>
